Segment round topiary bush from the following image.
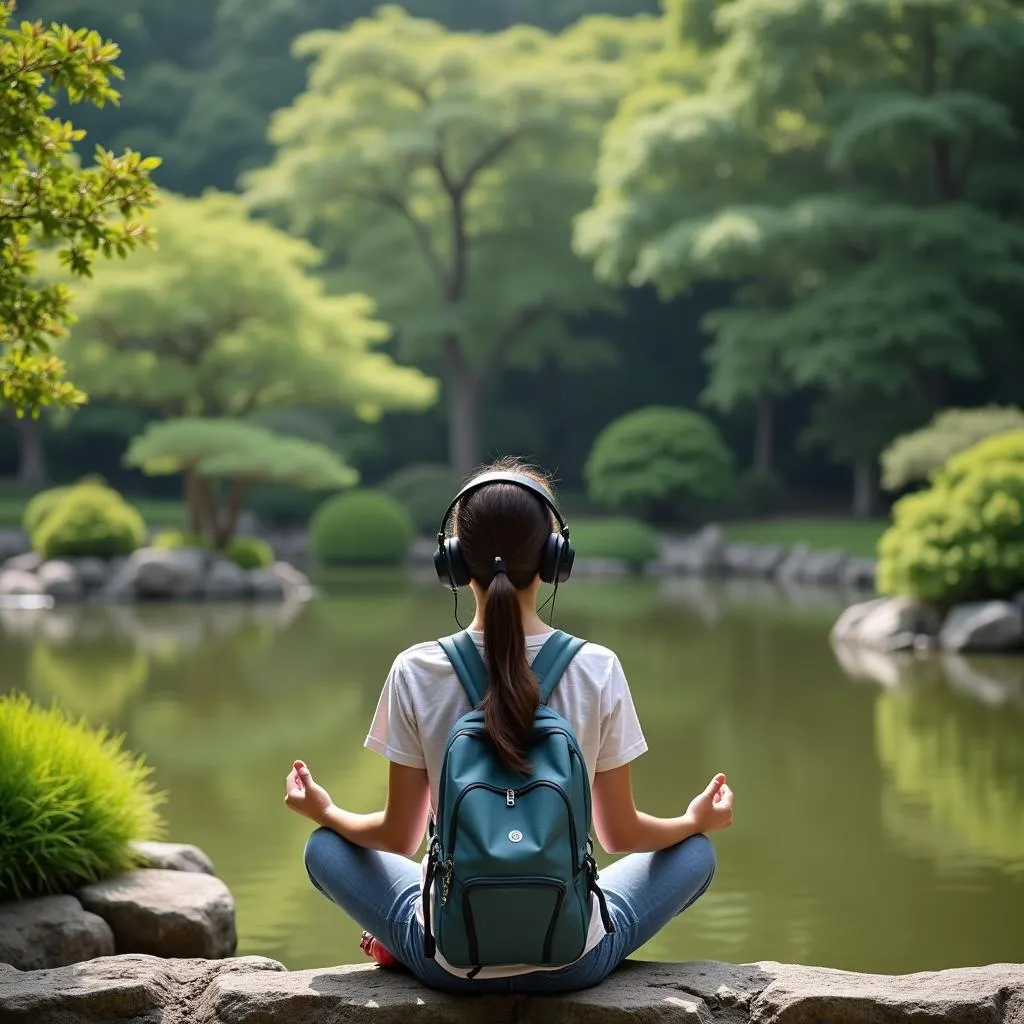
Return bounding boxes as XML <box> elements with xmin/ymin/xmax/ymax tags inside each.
<box><xmin>0</xmin><ymin>693</ymin><xmax>164</xmax><ymax>900</ymax></box>
<box><xmin>584</xmin><ymin>406</ymin><xmax>735</xmax><ymax>522</ymax></box>
<box><xmin>309</xmin><ymin>489</ymin><xmax>415</xmax><ymax>566</ymax></box>
<box><xmin>877</xmin><ymin>431</ymin><xmax>1024</xmax><ymax>604</ymax></box>
<box><xmin>380</xmin><ymin>463</ymin><xmax>459</xmax><ymax>535</ymax></box>
<box><xmin>226</xmin><ymin>535</ymin><xmax>274</xmax><ymax>570</ymax></box>
<box><xmin>571</xmin><ymin>518</ymin><xmax>660</xmax><ymax>569</ymax></box>
<box><xmin>23</xmin><ymin>486</ymin><xmax>72</xmax><ymax>541</ymax></box>
<box><xmin>34</xmin><ymin>484</ymin><xmax>146</xmax><ymax>560</ymax></box>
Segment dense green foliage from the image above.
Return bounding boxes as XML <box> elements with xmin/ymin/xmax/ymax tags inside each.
<box><xmin>576</xmin><ymin>0</ymin><xmax>1024</xmax><ymax>515</ymax></box>
<box><xmin>2</xmin><ymin>0</ymin><xmax>1021</xmax><ymax>517</ymax></box>
<box><xmin>0</xmin><ymin>1</ymin><xmax>159</xmax><ymax>413</ymax></box>
<box><xmin>225</xmin><ymin>535</ymin><xmax>274</xmax><ymax>570</ymax></box>
<box><xmin>126</xmin><ymin>418</ymin><xmax>357</xmax><ymax>548</ymax></box>
<box><xmin>0</xmin><ymin>692</ymin><xmax>164</xmax><ymax>899</ymax></box>
<box><xmin>570</xmin><ymin>517</ymin><xmax>659</xmax><ymax>568</ymax></box>
<box><xmin>878</xmin><ymin>431</ymin><xmax>1024</xmax><ymax>603</ymax></box>
<box><xmin>57</xmin><ymin>192</ymin><xmax>436</xmax><ymax>419</ymax></box>
<box><xmin>33</xmin><ymin>482</ymin><xmax>145</xmax><ymax>558</ymax></box>
<box><xmin>247</xmin><ymin>9</ymin><xmax>662</xmax><ymax>475</ymax></box>
<box><xmin>309</xmin><ymin>490</ymin><xmax>415</xmax><ymax>566</ymax></box>
<box><xmin>381</xmin><ymin>463</ymin><xmax>459</xmax><ymax>536</ymax></box>
<box><xmin>585</xmin><ymin>406</ymin><xmax>734</xmax><ymax>520</ymax></box>
<box><xmin>882</xmin><ymin>407</ymin><xmax>1024</xmax><ymax>492</ymax></box>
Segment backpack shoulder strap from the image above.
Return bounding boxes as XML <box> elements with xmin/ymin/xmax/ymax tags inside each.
<box><xmin>438</xmin><ymin>631</ymin><xmax>487</xmax><ymax>708</ymax></box>
<box><xmin>532</xmin><ymin>630</ymin><xmax>586</xmax><ymax>704</ymax></box>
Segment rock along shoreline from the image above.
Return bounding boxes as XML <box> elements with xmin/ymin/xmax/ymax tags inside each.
<box><xmin>1</xmin><ymin>954</ymin><xmax>1021</xmax><ymax>1024</ymax></box>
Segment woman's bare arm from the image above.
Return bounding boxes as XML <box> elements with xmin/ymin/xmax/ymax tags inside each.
<box><xmin>286</xmin><ymin>760</ymin><xmax>431</xmax><ymax>856</ymax></box>
<box><xmin>592</xmin><ymin>764</ymin><xmax>733</xmax><ymax>854</ymax></box>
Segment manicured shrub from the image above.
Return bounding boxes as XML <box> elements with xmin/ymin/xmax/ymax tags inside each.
<box><xmin>309</xmin><ymin>489</ymin><xmax>415</xmax><ymax>566</ymax></box>
<box><xmin>151</xmin><ymin>529</ymin><xmax>209</xmax><ymax>550</ymax></box>
<box><xmin>877</xmin><ymin>431</ymin><xmax>1024</xmax><ymax>604</ymax></box>
<box><xmin>23</xmin><ymin>486</ymin><xmax>72</xmax><ymax>540</ymax></box>
<box><xmin>34</xmin><ymin>484</ymin><xmax>146</xmax><ymax>559</ymax></box>
<box><xmin>226</xmin><ymin>535</ymin><xmax>274</xmax><ymax>570</ymax></box>
<box><xmin>584</xmin><ymin>406</ymin><xmax>734</xmax><ymax>522</ymax></box>
<box><xmin>0</xmin><ymin>693</ymin><xmax>164</xmax><ymax>900</ymax></box>
<box><xmin>380</xmin><ymin>463</ymin><xmax>458</xmax><ymax>535</ymax></box>
<box><xmin>571</xmin><ymin>518</ymin><xmax>660</xmax><ymax>569</ymax></box>
<box><xmin>881</xmin><ymin>406</ymin><xmax>1024</xmax><ymax>492</ymax></box>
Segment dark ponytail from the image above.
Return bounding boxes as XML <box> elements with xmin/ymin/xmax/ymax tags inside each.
<box><xmin>454</xmin><ymin>459</ymin><xmax>554</xmax><ymax>775</ymax></box>
<box><xmin>482</xmin><ymin>569</ymin><xmax>538</xmax><ymax>775</ymax></box>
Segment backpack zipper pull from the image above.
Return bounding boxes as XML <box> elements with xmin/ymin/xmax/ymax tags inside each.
<box><xmin>440</xmin><ymin>859</ymin><xmax>453</xmax><ymax>906</ymax></box>
<box><xmin>506</xmin><ymin>788</ymin><xmax>515</xmax><ymax>807</ymax></box>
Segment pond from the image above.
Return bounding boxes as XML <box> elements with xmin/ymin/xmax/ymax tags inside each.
<box><xmin>3</xmin><ymin>572</ymin><xmax>1023</xmax><ymax>975</ymax></box>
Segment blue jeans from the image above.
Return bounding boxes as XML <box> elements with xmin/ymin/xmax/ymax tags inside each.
<box><xmin>303</xmin><ymin>827</ymin><xmax>717</xmax><ymax>994</ymax></box>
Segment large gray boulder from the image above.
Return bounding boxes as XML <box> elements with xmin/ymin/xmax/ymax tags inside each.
<box><xmin>0</xmin><ymin>956</ymin><xmax>1021</xmax><ymax>1024</ymax></box>
<box><xmin>76</xmin><ymin>869</ymin><xmax>236</xmax><ymax>959</ymax></box>
<box><xmin>130</xmin><ymin>840</ymin><xmax>216</xmax><ymax>876</ymax></box>
<box><xmin>939</xmin><ymin>601</ymin><xmax>1024</xmax><ymax>653</ymax></box>
<box><xmin>68</xmin><ymin>556</ymin><xmax>110</xmax><ymax>589</ymax></box>
<box><xmin>268</xmin><ymin>560</ymin><xmax>314</xmax><ymax>601</ymax></box>
<box><xmin>831</xmin><ymin>596</ymin><xmax>941</xmax><ymax>649</ymax></box>
<box><xmin>0</xmin><ymin>895</ymin><xmax>114</xmax><ymax>971</ymax></box>
<box><xmin>204</xmin><ymin>559</ymin><xmax>249</xmax><ymax>600</ymax></box>
<box><xmin>661</xmin><ymin>526</ymin><xmax>728</xmax><ymax>575</ymax></box>
<box><xmin>37</xmin><ymin>559</ymin><xmax>84</xmax><ymax>601</ymax></box>
<box><xmin>3</xmin><ymin>551</ymin><xmax>43</xmax><ymax>574</ymax></box>
<box><xmin>131</xmin><ymin>548</ymin><xmax>207</xmax><ymax>600</ymax></box>
<box><xmin>0</xmin><ymin>569</ymin><xmax>43</xmax><ymax>596</ymax></box>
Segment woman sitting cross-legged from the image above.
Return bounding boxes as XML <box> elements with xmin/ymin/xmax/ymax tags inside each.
<box><xmin>284</xmin><ymin>459</ymin><xmax>734</xmax><ymax>994</ymax></box>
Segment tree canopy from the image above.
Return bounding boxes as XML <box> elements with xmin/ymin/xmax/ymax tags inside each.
<box><xmin>576</xmin><ymin>0</ymin><xmax>1024</xmax><ymax>514</ymax></box>
<box><xmin>0</xmin><ymin>0</ymin><xmax>159</xmax><ymax>413</ymax></box>
<box><xmin>55</xmin><ymin>191</ymin><xmax>437</xmax><ymax>419</ymax></box>
<box><xmin>125</xmin><ymin>417</ymin><xmax>357</xmax><ymax>546</ymax></box>
<box><xmin>246</xmin><ymin>7</ymin><xmax>663</xmax><ymax>475</ymax></box>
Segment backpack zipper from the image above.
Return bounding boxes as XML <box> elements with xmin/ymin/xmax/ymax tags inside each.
<box><xmin>445</xmin><ymin>780</ymin><xmax>578</xmax><ymax>862</ymax></box>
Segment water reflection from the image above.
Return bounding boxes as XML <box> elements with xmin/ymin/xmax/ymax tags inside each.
<box><xmin>0</xmin><ymin>577</ymin><xmax>1021</xmax><ymax>973</ymax></box>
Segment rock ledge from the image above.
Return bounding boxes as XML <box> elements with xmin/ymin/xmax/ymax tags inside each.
<box><xmin>0</xmin><ymin>955</ymin><xmax>1021</xmax><ymax>1024</ymax></box>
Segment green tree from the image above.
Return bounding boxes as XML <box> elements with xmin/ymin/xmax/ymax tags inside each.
<box><xmin>0</xmin><ymin>0</ymin><xmax>159</xmax><ymax>413</ymax></box>
<box><xmin>881</xmin><ymin>406</ymin><xmax>1024</xmax><ymax>492</ymax></box>
<box><xmin>57</xmin><ymin>191</ymin><xmax>437</xmax><ymax>420</ymax></box>
<box><xmin>247</xmin><ymin>8</ymin><xmax>661</xmax><ymax>476</ymax></box>
<box><xmin>577</xmin><ymin>0</ymin><xmax>1024</xmax><ymax>512</ymax></box>
<box><xmin>125</xmin><ymin>417</ymin><xmax>357</xmax><ymax>547</ymax></box>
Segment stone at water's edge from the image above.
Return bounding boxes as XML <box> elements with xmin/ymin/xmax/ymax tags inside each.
<box><xmin>76</xmin><ymin>869</ymin><xmax>236</xmax><ymax>960</ymax></box>
<box><xmin>939</xmin><ymin>602</ymin><xmax>1024</xmax><ymax>653</ymax></box>
<box><xmin>0</xmin><ymin>956</ymin><xmax>1021</xmax><ymax>1024</ymax></box>
<box><xmin>130</xmin><ymin>840</ymin><xmax>216</xmax><ymax>876</ymax></box>
<box><xmin>0</xmin><ymin>895</ymin><xmax>115</xmax><ymax>971</ymax></box>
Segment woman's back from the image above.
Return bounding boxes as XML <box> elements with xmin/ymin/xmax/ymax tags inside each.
<box><xmin>365</xmin><ymin>631</ymin><xmax>648</xmax><ymax>811</ymax></box>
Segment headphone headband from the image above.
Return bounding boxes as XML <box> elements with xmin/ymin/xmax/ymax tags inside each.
<box><xmin>437</xmin><ymin>471</ymin><xmax>569</xmax><ymax>542</ymax></box>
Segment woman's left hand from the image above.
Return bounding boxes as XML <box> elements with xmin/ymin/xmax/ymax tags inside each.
<box><xmin>284</xmin><ymin>760</ymin><xmax>334</xmax><ymax>824</ymax></box>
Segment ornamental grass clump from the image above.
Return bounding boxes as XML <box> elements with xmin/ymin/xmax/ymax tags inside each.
<box><xmin>0</xmin><ymin>693</ymin><xmax>165</xmax><ymax>901</ymax></box>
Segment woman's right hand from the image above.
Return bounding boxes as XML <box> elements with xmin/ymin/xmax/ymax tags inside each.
<box><xmin>685</xmin><ymin>772</ymin><xmax>734</xmax><ymax>834</ymax></box>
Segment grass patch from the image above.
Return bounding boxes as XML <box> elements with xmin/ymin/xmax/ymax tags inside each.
<box><xmin>571</xmin><ymin>517</ymin><xmax>660</xmax><ymax>568</ymax></box>
<box><xmin>722</xmin><ymin>517</ymin><xmax>887</xmax><ymax>559</ymax></box>
<box><xmin>0</xmin><ymin>693</ymin><xmax>165</xmax><ymax>900</ymax></box>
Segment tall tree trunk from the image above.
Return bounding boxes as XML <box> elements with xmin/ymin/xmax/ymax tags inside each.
<box><xmin>12</xmin><ymin>414</ymin><xmax>47</xmax><ymax>488</ymax></box>
<box><xmin>444</xmin><ymin>339</ymin><xmax>483</xmax><ymax>479</ymax></box>
<box><xmin>852</xmin><ymin>459</ymin><xmax>876</xmax><ymax>519</ymax></box>
<box><xmin>753</xmin><ymin>393</ymin><xmax>775</xmax><ymax>475</ymax></box>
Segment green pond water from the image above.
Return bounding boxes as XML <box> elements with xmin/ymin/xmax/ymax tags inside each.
<box><xmin>3</xmin><ymin>572</ymin><xmax>1023</xmax><ymax>974</ymax></box>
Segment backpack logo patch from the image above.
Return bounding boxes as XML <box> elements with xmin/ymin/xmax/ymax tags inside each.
<box><xmin>508</xmin><ymin>829</ymin><xmax>523</xmax><ymax>843</ymax></box>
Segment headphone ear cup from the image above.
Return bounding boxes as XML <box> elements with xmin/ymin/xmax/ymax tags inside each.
<box><xmin>540</xmin><ymin>533</ymin><xmax>574</xmax><ymax>584</ymax></box>
<box><xmin>442</xmin><ymin>536</ymin><xmax>472</xmax><ymax>588</ymax></box>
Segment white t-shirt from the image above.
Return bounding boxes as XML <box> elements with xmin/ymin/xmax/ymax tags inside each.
<box><xmin>364</xmin><ymin>629</ymin><xmax>647</xmax><ymax>979</ymax></box>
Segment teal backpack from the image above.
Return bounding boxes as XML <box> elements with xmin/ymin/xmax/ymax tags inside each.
<box><xmin>422</xmin><ymin>629</ymin><xmax>615</xmax><ymax>975</ymax></box>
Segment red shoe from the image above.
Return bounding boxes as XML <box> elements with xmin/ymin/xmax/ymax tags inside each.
<box><xmin>360</xmin><ymin>931</ymin><xmax>399</xmax><ymax>968</ymax></box>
